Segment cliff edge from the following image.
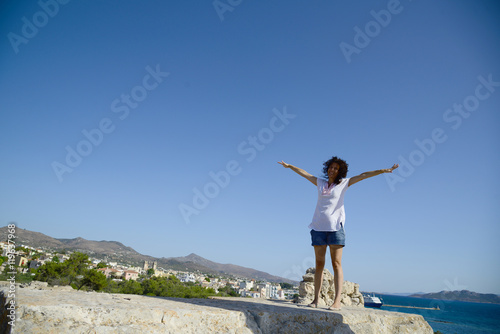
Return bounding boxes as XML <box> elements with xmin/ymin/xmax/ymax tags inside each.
<box><xmin>1</xmin><ymin>282</ymin><xmax>433</xmax><ymax>334</ymax></box>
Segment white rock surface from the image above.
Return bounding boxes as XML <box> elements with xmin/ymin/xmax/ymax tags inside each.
<box><xmin>1</xmin><ymin>283</ymin><xmax>433</xmax><ymax>334</ymax></box>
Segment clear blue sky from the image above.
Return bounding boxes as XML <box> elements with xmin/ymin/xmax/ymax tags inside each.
<box><xmin>1</xmin><ymin>0</ymin><xmax>499</xmax><ymax>294</ymax></box>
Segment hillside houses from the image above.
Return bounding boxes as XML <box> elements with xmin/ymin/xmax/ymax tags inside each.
<box><xmin>97</xmin><ymin>267</ymin><xmax>140</xmax><ymax>281</ymax></box>
<box><xmin>0</xmin><ymin>241</ymin><xmax>297</xmax><ymax>300</ymax></box>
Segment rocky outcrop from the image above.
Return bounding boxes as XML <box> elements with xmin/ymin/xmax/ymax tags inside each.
<box><xmin>1</xmin><ymin>282</ymin><xmax>433</xmax><ymax>333</ymax></box>
<box><xmin>296</xmin><ymin>268</ymin><xmax>364</xmax><ymax>307</ymax></box>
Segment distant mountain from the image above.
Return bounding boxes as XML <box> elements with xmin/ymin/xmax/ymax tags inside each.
<box><xmin>0</xmin><ymin>226</ymin><xmax>153</xmax><ymax>266</ymax></box>
<box><xmin>0</xmin><ymin>226</ymin><xmax>297</xmax><ymax>284</ymax></box>
<box><xmin>378</xmin><ymin>292</ymin><xmax>427</xmax><ymax>296</ymax></box>
<box><xmin>1</xmin><ymin>227</ymin><xmax>66</xmax><ymax>249</ymax></box>
<box><xmin>161</xmin><ymin>253</ymin><xmax>296</xmax><ymax>284</ymax></box>
<box><xmin>410</xmin><ymin>290</ymin><xmax>500</xmax><ymax>304</ymax></box>
<box><xmin>368</xmin><ymin>292</ymin><xmax>408</xmax><ymax>296</ymax></box>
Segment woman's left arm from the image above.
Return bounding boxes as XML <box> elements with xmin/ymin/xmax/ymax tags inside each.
<box><xmin>348</xmin><ymin>164</ymin><xmax>399</xmax><ymax>187</ymax></box>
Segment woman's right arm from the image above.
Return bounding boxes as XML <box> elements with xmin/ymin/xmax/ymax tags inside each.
<box><xmin>277</xmin><ymin>161</ymin><xmax>317</xmax><ymax>186</ymax></box>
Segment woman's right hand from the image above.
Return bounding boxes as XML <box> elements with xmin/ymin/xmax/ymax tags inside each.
<box><xmin>277</xmin><ymin>161</ymin><xmax>317</xmax><ymax>185</ymax></box>
<box><xmin>277</xmin><ymin>161</ymin><xmax>290</xmax><ymax>168</ymax></box>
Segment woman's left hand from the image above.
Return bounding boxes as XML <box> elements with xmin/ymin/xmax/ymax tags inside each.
<box><xmin>385</xmin><ymin>164</ymin><xmax>399</xmax><ymax>173</ymax></box>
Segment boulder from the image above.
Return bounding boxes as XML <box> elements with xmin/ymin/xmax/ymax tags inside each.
<box><xmin>296</xmin><ymin>268</ymin><xmax>364</xmax><ymax>307</ymax></box>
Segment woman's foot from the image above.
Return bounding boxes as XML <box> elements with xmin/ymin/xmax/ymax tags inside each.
<box><xmin>308</xmin><ymin>299</ymin><xmax>318</xmax><ymax>308</ymax></box>
<box><xmin>328</xmin><ymin>303</ymin><xmax>342</xmax><ymax>311</ymax></box>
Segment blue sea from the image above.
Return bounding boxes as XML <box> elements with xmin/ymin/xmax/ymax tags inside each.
<box><xmin>375</xmin><ymin>294</ymin><xmax>500</xmax><ymax>334</ymax></box>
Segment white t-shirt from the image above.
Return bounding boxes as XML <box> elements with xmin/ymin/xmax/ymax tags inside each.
<box><xmin>308</xmin><ymin>178</ymin><xmax>350</xmax><ymax>232</ymax></box>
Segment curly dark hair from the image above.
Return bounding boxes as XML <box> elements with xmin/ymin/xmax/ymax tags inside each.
<box><xmin>322</xmin><ymin>156</ymin><xmax>349</xmax><ymax>185</ymax></box>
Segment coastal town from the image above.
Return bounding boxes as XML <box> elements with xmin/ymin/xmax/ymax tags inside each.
<box><xmin>0</xmin><ymin>240</ymin><xmax>299</xmax><ymax>300</ymax></box>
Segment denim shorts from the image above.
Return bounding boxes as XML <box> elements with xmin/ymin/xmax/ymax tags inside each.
<box><xmin>310</xmin><ymin>227</ymin><xmax>345</xmax><ymax>246</ymax></box>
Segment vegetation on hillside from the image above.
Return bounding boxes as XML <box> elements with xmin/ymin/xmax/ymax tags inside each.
<box><xmin>1</xmin><ymin>252</ymin><xmax>239</xmax><ymax>299</ymax></box>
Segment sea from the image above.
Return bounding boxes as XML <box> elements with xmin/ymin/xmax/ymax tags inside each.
<box><xmin>374</xmin><ymin>294</ymin><xmax>500</xmax><ymax>334</ymax></box>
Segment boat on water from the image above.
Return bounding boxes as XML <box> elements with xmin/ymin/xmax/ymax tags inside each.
<box><xmin>363</xmin><ymin>293</ymin><xmax>383</xmax><ymax>308</ymax></box>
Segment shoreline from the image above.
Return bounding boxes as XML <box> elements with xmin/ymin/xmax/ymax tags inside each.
<box><xmin>383</xmin><ymin>304</ymin><xmax>439</xmax><ymax>310</ymax></box>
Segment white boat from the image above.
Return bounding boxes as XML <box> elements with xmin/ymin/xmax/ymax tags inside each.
<box><xmin>363</xmin><ymin>293</ymin><xmax>383</xmax><ymax>308</ymax></box>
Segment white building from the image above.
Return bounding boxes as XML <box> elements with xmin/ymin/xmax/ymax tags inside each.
<box><xmin>269</xmin><ymin>284</ymin><xmax>285</xmax><ymax>300</ymax></box>
<box><xmin>240</xmin><ymin>290</ymin><xmax>261</xmax><ymax>298</ymax></box>
<box><xmin>239</xmin><ymin>280</ymin><xmax>255</xmax><ymax>290</ymax></box>
<box><xmin>178</xmin><ymin>273</ymin><xmax>196</xmax><ymax>283</ymax></box>
<box><xmin>257</xmin><ymin>283</ymin><xmax>271</xmax><ymax>298</ymax></box>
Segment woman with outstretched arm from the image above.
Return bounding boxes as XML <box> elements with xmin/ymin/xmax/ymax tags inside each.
<box><xmin>278</xmin><ymin>157</ymin><xmax>398</xmax><ymax>310</ymax></box>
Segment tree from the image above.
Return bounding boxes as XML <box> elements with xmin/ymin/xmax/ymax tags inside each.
<box><xmin>137</xmin><ymin>275</ymin><xmax>217</xmax><ymax>299</ymax></box>
<box><xmin>96</xmin><ymin>262</ymin><xmax>107</xmax><ymax>269</ymax></box>
<box><xmin>15</xmin><ymin>246</ymin><xmax>29</xmax><ymax>253</ymax></box>
<box><xmin>0</xmin><ymin>266</ymin><xmax>33</xmax><ymax>284</ymax></box>
<box><xmin>77</xmin><ymin>269</ymin><xmax>108</xmax><ymax>291</ymax></box>
<box><xmin>102</xmin><ymin>279</ymin><xmax>122</xmax><ymax>294</ymax></box>
<box><xmin>142</xmin><ymin>277</ymin><xmax>161</xmax><ymax>296</ymax></box>
<box><xmin>217</xmin><ymin>283</ymin><xmax>239</xmax><ymax>297</ymax></box>
<box><xmin>35</xmin><ymin>261</ymin><xmax>64</xmax><ymax>283</ymax></box>
<box><xmin>34</xmin><ymin>252</ymin><xmax>91</xmax><ymax>287</ymax></box>
<box><xmin>121</xmin><ymin>279</ymin><xmax>143</xmax><ymax>295</ymax></box>
<box><xmin>61</xmin><ymin>252</ymin><xmax>91</xmax><ymax>285</ymax></box>
<box><xmin>279</xmin><ymin>282</ymin><xmax>294</xmax><ymax>289</ymax></box>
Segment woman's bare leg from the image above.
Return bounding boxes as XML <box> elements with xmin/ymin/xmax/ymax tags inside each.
<box><xmin>309</xmin><ymin>245</ymin><xmax>327</xmax><ymax>307</ymax></box>
<box><xmin>329</xmin><ymin>245</ymin><xmax>344</xmax><ymax>310</ymax></box>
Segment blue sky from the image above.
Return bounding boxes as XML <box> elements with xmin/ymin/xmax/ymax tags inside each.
<box><xmin>1</xmin><ymin>0</ymin><xmax>499</xmax><ymax>294</ymax></box>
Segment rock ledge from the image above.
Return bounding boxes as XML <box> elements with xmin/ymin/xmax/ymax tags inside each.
<box><xmin>1</xmin><ymin>283</ymin><xmax>433</xmax><ymax>334</ymax></box>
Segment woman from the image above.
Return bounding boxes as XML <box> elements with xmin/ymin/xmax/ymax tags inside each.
<box><xmin>278</xmin><ymin>157</ymin><xmax>398</xmax><ymax>310</ymax></box>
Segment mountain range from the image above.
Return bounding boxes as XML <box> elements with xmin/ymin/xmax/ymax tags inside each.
<box><xmin>0</xmin><ymin>226</ymin><xmax>297</xmax><ymax>284</ymax></box>
<box><xmin>410</xmin><ymin>290</ymin><xmax>500</xmax><ymax>304</ymax></box>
